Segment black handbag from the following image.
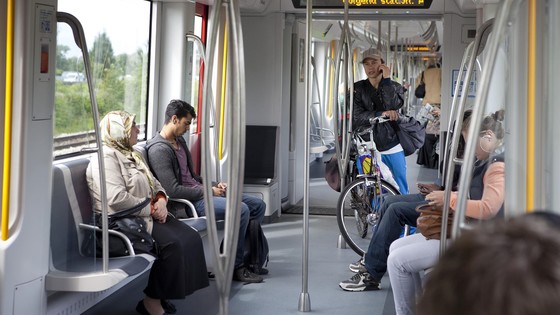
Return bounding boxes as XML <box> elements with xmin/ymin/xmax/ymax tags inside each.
<box><xmin>415</xmin><ymin>71</ymin><xmax>426</xmax><ymax>98</ymax></box>
<box><xmin>324</xmin><ymin>155</ymin><xmax>341</xmax><ymax>192</ymax></box>
<box><xmin>82</xmin><ymin>198</ymin><xmax>157</xmax><ymax>257</ymax></box>
<box><xmin>396</xmin><ymin>115</ymin><xmax>426</xmax><ymax>156</ymax></box>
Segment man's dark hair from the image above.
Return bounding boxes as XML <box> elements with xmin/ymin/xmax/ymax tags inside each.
<box><xmin>418</xmin><ymin>213</ymin><xmax>560</xmax><ymax>315</ymax></box>
<box><xmin>164</xmin><ymin>99</ymin><xmax>197</xmax><ymax>124</ymax></box>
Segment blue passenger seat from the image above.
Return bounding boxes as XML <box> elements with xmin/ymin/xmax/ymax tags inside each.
<box><xmin>47</xmin><ymin>157</ymin><xmax>153</xmax><ymax>292</ymax></box>
<box><xmin>47</xmin><ymin>151</ymin><xmax>208</xmax><ymax>292</ymax></box>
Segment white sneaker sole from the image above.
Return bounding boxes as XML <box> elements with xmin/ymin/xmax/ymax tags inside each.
<box><xmin>339</xmin><ymin>282</ymin><xmax>380</xmax><ymax>291</ymax></box>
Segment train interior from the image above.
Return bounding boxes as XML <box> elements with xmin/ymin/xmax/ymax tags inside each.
<box><xmin>2</xmin><ymin>0</ymin><xmax>560</xmax><ymax>314</ymax></box>
<box><xmin>79</xmin><ymin>157</ymin><xmax>438</xmax><ymax>315</ymax></box>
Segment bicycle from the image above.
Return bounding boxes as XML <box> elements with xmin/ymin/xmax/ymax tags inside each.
<box><xmin>336</xmin><ymin>116</ymin><xmax>401</xmax><ymax>256</ymax></box>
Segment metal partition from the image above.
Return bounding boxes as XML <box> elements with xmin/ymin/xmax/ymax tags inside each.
<box><xmin>56</xmin><ymin>12</ymin><xmax>110</xmax><ymax>272</ymax></box>
<box><xmin>331</xmin><ymin>1</ymin><xmax>355</xmax><ymax>191</ymax></box>
<box><xmin>439</xmin><ymin>18</ymin><xmax>495</xmax><ymax>255</ymax></box>
<box><xmin>186</xmin><ymin>33</ymin><xmax>220</xmax><ymax>182</ymax></box>
<box><xmin>329</xmin><ymin>0</ymin><xmax>355</xmax><ymax>260</ymax></box>
<box><xmin>199</xmin><ymin>1</ymin><xmax>246</xmax><ymax>314</ymax></box>
<box><xmin>448</xmin><ymin>0</ymin><xmax>523</xmax><ymax>243</ymax></box>
<box><xmin>440</xmin><ymin>40</ymin><xmax>473</xmax><ymax>178</ymax></box>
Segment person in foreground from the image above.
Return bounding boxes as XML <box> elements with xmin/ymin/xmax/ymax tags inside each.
<box><xmin>418</xmin><ymin>212</ymin><xmax>560</xmax><ymax>315</ymax></box>
<box><xmin>86</xmin><ymin>111</ymin><xmax>209</xmax><ymax>315</ymax></box>
<box><xmin>146</xmin><ymin>99</ymin><xmax>267</xmax><ymax>283</ymax></box>
<box><xmin>387</xmin><ymin>109</ymin><xmax>506</xmax><ymax>315</ymax></box>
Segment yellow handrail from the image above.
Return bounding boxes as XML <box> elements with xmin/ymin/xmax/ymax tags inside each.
<box><xmin>2</xmin><ymin>0</ymin><xmax>15</xmax><ymax>241</ymax></box>
<box><xmin>218</xmin><ymin>23</ymin><xmax>228</xmax><ymax>161</ymax></box>
<box><xmin>526</xmin><ymin>0</ymin><xmax>536</xmax><ymax>212</ymax></box>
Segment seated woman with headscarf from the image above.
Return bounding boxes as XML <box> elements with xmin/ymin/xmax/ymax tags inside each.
<box><xmin>86</xmin><ymin>111</ymin><xmax>209</xmax><ymax>315</ymax></box>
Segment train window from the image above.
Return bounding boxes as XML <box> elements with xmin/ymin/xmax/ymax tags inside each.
<box><xmin>54</xmin><ymin>0</ymin><xmax>151</xmax><ymax>157</ymax></box>
<box><xmin>187</xmin><ymin>3</ymin><xmax>208</xmax><ymax>134</ymax></box>
<box><xmin>188</xmin><ymin>15</ymin><xmax>204</xmax><ymax>134</ymax></box>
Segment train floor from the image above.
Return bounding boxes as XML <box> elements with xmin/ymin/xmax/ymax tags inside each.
<box><xmin>83</xmin><ymin>153</ymin><xmax>438</xmax><ymax>315</ymax></box>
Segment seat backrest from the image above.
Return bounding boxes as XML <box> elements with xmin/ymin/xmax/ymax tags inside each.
<box><xmin>50</xmin><ymin>157</ymin><xmax>93</xmax><ymax>269</ymax></box>
<box><xmin>133</xmin><ymin>142</ymin><xmax>149</xmax><ymax>164</ymax></box>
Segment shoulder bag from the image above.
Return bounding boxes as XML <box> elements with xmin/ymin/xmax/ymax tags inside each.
<box><xmin>396</xmin><ymin>115</ymin><xmax>425</xmax><ymax>156</ymax></box>
<box><xmin>415</xmin><ymin>71</ymin><xmax>426</xmax><ymax>99</ymax></box>
<box><xmin>82</xmin><ymin>198</ymin><xmax>157</xmax><ymax>257</ymax></box>
<box><xmin>415</xmin><ymin>204</ymin><xmax>453</xmax><ymax>240</ymax></box>
<box><xmin>324</xmin><ymin>155</ymin><xmax>341</xmax><ymax>192</ymax></box>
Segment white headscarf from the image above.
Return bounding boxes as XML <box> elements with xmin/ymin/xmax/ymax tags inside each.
<box><xmin>99</xmin><ymin>111</ymin><xmax>156</xmax><ymax>193</ymax></box>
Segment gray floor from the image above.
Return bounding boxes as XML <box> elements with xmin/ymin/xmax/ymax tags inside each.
<box><xmin>84</xmin><ymin>154</ymin><xmax>438</xmax><ymax>315</ymax></box>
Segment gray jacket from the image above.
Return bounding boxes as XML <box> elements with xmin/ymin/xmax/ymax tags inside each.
<box><xmin>146</xmin><ymin>134</ymin><xmax>208</xmax><ymax>217</ymax></box>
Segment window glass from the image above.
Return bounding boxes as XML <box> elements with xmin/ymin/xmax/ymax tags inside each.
<box><xmin>187</xmin><ymin>15</ymin><xmax>205</xmax><ymax>133</ymax></box>
<box><xmin>55</xmin><ymin>0</ymin><xmax>150</xmax><ymax>156</ymax></box>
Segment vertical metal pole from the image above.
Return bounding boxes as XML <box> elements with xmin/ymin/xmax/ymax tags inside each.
<box><xmin>440</xmin><ymin>19</ymin><xmax>494</xmax><ymax>255</ymax></box>
<box><xmin>331</xmin><ymin>13</ymin><xmax>352</xmax><ymax>193</ymax></box>
<box><xmin>186</xmin><ymin>33</ymin><xmax>220</xmax><ymax>182</ymax></box>
<box><xmin>441</xmin><ymin>41</ymin><xmax>473</xmax><ymax>176</ymax></box>
<box><xmin>451</xmin><ymin>0</ymin><xmax>521</xmax><ymax>240</ymax></box>
<box><xmin>298</xmin><ymin>0</ymin><xmax>312</xmax><ymax>311</ymax></box>
<box><xmin>200</xmin><ymin>1</ymin><xmax>246</xmax><ymax>314</ymax></box>
<box><xmin>386</xmin><ymin>21</ymin><xmax>391</xmax><ymax>65</ymax></box>
<box><xmin>56</xmin><ymin>12</ymin><xmax>109</xmax><ymax>272</ymax></box>
<box><xmin>377</xmin><ymin>21</ymin><xmax>382</xmax><ymax>50</ymax></box>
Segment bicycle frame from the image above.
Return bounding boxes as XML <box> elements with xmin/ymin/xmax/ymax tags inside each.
<box><xmin>352</xmin><ymin>116</ymin><xmax>390</xmax><ymax>181</ymax></box>
<box><xmin>350</xmin><ymin>117</ymin><xmax>395</xmax><ymax>224</ymax></box>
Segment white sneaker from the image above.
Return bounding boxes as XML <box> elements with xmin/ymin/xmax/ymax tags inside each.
<box><xmin>339</xmin><ymin>271</ymin><xmax>380</xmax><ymax>292</ymax></box>
<box><xmin>348</xmin><ymin>258</ymin><xmax>366</xmax><ymax>273</ymax></box>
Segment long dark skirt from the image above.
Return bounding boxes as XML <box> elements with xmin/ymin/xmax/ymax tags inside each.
<box><xmin>417</xmin><ymin>133</ymin><xmax>439</xmax><ymax>169</ymax></box>
<box><xmin>144</xmin><ymin>216</ymin><xmax>209</xmax><ymax>299</ymax></box>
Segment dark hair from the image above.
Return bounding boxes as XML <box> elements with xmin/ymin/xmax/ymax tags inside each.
<box><xmin>164</xmin><ymin>99</ymin><xmax>197</xmax><ymax>124</ymax></box>
<box><xmin>462</xmin><ymin>109</ymin><xmax>505</xmax><ymax>140</ymax></box>
<box><xmin>418</xmin><ymin>214</ymin><xmax>560</xmax><ymax>315</ymax></box>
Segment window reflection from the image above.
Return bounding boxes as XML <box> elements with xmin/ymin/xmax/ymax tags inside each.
<box><xmin>54</xmin><ymin>0</ymin><xmax>150</xmax><ymax>156</ymax></box>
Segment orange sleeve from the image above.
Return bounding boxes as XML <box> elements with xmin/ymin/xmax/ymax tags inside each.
<box><xmin>449</xmin><ymin>162</ymin><xmax>505</xmax><ymax>219</ymax></box>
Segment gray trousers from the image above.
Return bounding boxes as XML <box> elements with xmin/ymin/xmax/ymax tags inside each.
<box><xmin>387</xmin><ymin>233</ymin><xmax>445</xmax><ymax>315</ymax></box>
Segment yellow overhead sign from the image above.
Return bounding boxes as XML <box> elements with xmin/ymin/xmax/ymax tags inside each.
<box><xmin>391</xmin><ymin>44</ymin><xmax>439</xmax><ymax>52</ymax></box>
<box><xmin>292</xmin><ymin>0</ymin><xmax>432</xmax><ymax>8</ymax></box>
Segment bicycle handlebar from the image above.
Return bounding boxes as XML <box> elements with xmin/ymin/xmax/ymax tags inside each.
<box><xmin>353</xmin><ymin>116</ymin><xmax>390</xmax><ymax>137</ymax></box>
<box><xmin>368</xmin><ymin>116</ymin><xmax>390</xmax><ymax>125</ymax></box>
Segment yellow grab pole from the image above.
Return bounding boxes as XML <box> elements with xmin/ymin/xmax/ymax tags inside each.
<box><xmin>526</xmin><ymin>0</ymin><xmax>536</xmax><ymax>212</ymax></box>
<box><xmin>218</xmin><ymin>22</ymin><xmax>228</xmax><ymax>161</ymax></box>
<box><xmin>2</xmin><ymin>0</ymin><xmax>15</xmax><ymax>241</ymax></box>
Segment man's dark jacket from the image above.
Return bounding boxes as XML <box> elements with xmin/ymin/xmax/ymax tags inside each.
<box><xmin>352</xmin><ymin>78</ymin><xmax>405</xmax><ymax>151</ymax></box>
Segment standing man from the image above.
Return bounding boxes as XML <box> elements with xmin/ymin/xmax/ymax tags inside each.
<box><xmin>146</xmin><ymin>99</ymin><xmax>267</xmax><ymax>283</ymax></box>
<box><xmin>416</xmin><ymin>60</ymin><xmax>442</xmax><ymax>169</ymax></box>
<box><xmin>353</xmin><ymin>48</ymin><xmax>408</xmax><ymax>194</ymax></box>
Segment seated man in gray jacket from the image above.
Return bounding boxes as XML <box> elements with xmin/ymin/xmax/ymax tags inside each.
<box><xmin>146</xmin><ymin>99</ymin><xmax>266</xmax><ymax>283</ymax></box>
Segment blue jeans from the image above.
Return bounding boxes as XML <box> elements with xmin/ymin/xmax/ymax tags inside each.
<box><xmin>381</xmin><ymin>150</ymin><xmax>409</xmax><ymax>194</ymax></box>
<box><xmin>364</xmin><ymin>193</ymin><xmax>426</xmax><ymax>281</ymax></box>
<box><xmin>193</xmin><ymin>193</ymin><xmax>266</xmax><ymax>268</ymax></box>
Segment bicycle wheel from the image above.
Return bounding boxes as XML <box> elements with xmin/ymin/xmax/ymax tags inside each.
<box><xmin>336</xmin><ymin>177</ymin><xmax>400</xmax><ymax>256</ymax></box>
